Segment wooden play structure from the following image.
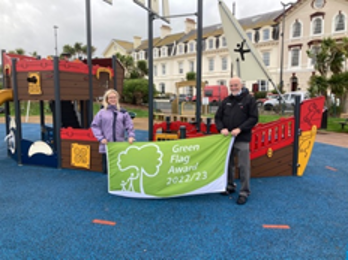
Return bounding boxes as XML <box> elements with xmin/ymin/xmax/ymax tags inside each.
<box><xmin>0</xmin><ymin>50</ymin><xmax>325</xmax><ymax>178</ymax></box>
<box><xmin>1</xmin><ymin>51</ymin><xmax>124</xmax><ymax>172</ymax></box>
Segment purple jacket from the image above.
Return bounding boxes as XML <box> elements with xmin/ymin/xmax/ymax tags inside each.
<box><xmin>91</xmin><ymin>105</ymin><xmax>135</xmax><ymax>153</ymax></box>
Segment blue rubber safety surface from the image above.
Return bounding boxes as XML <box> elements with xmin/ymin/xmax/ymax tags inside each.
<box><xmin>0</xmin><ymin>123</ymin><xmax>348</xmax><ymax>259</ymax></box>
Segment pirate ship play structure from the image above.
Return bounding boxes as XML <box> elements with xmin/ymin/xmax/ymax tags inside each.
<box><xmin>1</xmin><ymin>51</ymin><xmax>325</xmax><ymax>177</ymax></box>
<box><xmin>1</xmin><ymin>51</ymin><xmax>124</xmax><ymax>172</ymax></box>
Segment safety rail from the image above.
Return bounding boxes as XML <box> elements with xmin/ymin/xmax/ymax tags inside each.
<box><xmin>250</xmin><ymin>117</ymin><xmax>295</xmax><ymax>160</ymax></box>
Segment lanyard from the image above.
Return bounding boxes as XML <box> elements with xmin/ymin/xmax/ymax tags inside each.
<box><xmin>112</xmin><ymin>111</ymin><xmax>118</xmax><ymax>142</ymax></box>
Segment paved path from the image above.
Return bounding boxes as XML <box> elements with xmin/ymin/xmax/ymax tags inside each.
<box><xmin>316</xmin><ymin>130</ymin><xmax>348</xmax><ymax>148</ymax></box>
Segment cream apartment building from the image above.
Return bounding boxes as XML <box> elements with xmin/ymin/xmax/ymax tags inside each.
<box><xmin>103</xmin><ymin>0</ymin><xmax>348</xmax><ymax>95</ymax></box>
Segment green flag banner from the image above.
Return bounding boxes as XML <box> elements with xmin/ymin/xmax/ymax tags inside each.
<box><xmin>107</xmin><ymin>135</ymin><xmax>234</xmax><ymax>198</ymax></box>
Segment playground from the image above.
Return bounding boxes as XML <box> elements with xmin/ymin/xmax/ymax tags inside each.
<box><xmin>1</xmin><ymin>0</ymin><xmax>347</xmax><ymax>256</ymax></box>
<box><xmin>1</xmin><ymin>123</ymin><xmax>348</xmax><ymax>259</ymax></box>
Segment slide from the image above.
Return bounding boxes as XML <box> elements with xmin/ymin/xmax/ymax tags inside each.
<box><xmin>0</xmin><ymin>89</ymin><xmax>13</xmax><ymax>105</ymax></box>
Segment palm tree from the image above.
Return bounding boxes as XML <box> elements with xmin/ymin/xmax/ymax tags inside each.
<box><xmin>81</xmin><ymin>44</ymin><xmax>96</xmax><ymax>59</ymax></box>
<box><xmin>74</xmin><ymin>42</ymin><xmax>83</xmax><ymax>59</ymax></box>
<box><xmin>116</xmin><ymin>53</ymin><xmax>135</xmax><ymax>78</ymax></box>
<box><xmin>62</xmin><ymin>44</ymin><xmax>76</xmax><ymax>57</ymax></box>
<box><xmin>307</xmin><ymin>37</ymin><xmax>348</xmax><ymax>112</ymax></box>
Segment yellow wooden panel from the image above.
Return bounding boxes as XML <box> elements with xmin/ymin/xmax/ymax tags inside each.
<box><xmin>155</xmin><ymin>133</ymin><xmax>179</xmax><ymax>141</ymax></box>
<box><xmin>297</xmin><ymin>125</ymin><xmax>317</xmax><ymax>176</ymax></box>
<box><xmin>27</xmin><ymin>72</ymin><xmax>42</xmax><ymax>95</ymax></box>
<box><xmin>71</xmin><ymin>143</ymin><xmax>91</xmax><ymax>169</ymax></box>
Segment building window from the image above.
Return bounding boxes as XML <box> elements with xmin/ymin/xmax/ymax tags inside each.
<box><xmin>161</xmin><ymin>47</ymin><xmax>167</xmax><ymax>57</ymax></box>
<box><xmin>208</xmin><ymin>38</ymin><xmax>214</xmax><ymax>49</ymax></box>
<box><xmin>189</xmin><ymin>61</ymin><xmax>194</xmax><ymax>72</ymax></box>
<box><xmin>258</xmin><ymin>80</ymin><xmax>268</xmax><ymax>91</ymax></box>
<box><xmin>262</xmin><ymin>52</ymin><xmax>270</xmax><ymax>67</ymax></box>
<box><xmin>218</xmin><ymin>80</ymin><xmax>226</xmax><ymax>86</ymax></box>
<box><xmin>178</xmin><ymin>62</ymin><xmax>183</xmax><ymax>74</ymax></box>
<box><xmin>188</xmin><ymin>87</ymin><xmax>193</xmax><ymax>97</ymax></box>
<box><xmin>189</xmin><ymin>42</ymin><xmax>195</xmax><ymax>53</ymax></box>
<box><xmin>263</xmin><ymin>29</ymin><xmax>270</xmax><ymax>41</ymax></box>
<box><xmin>139</xmin><ymin>51</ymin><xmax>144</xmax><ymax>60</ymax></box>
<box><xmin>178</xmin><ymin>45</ymin><xmax>183</xmax><ymax>54</ymax></box>
<box><xmin>335</xmin><ymin>13</ymin><xmax>345</xmax><ymax>32</ymax></box>
<box><xmin>313</xmin><ymin>17</ymin><xmax>323</xmax><ymax>35</ymax></box>
<box><xmin>246</xmin><ymin>32</ymin><xmax>253</xmax><ymax>41</ymax></box>
<box><xmin>310</xmin><ymin>45</ymin><xmax>320</xmax><ymax>66</ymax></box>
<box><xmin>161</xmin><ymin>64</ymin><xmax>166</xmax><ymax>75</ymax></box>
<box><xmin>208</xmin><ymin>58</ymin><xmax>214</xmax><ymax>71</ymax></box>
<box><xmin>159</xmin><ymin>83</ymin><xmax>165</xmax><ymax>94</ymax></box>
<box><xmin>221</xmin><ymin>57</ymin><xmax>228</xmax><ymax>70</ymax></box>
<box><xmin>254</xmin><ymin>30</ymin><xmax>260</xmax><ymax>43</ymax></box>
<box><xmin>291</xmin><ymin>48</ymin><xmax>300</xmax><ymax>67</ymax></box>
<box><xmin>154</xmin><ymin>48</ymin><xmax>158</xmax><ymax>58</ymax></box>
<box><xmin>313</xmin><ymin>0</ymin><xmax>324</xmax><ymax>9</ymax></box>
<box><xmin>292</xmin><ymin>21</ymin><xmax>301</xmax><ymax>38</ymax></box>
<box><xmin>272</xmin><ymin>25</ymin><xmax>280</xmax><ymax>40</ymax></box>
<box><xmin>154</xmin><ymin>65</ymin><xmax>157</xmax><ymax>76</ymax></box>
<box><xmin>222</xmin><ymin>36</ymin><xmax>227</xmax><ymax>47</ymax></box>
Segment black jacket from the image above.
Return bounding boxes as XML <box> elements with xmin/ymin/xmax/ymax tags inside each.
<box><xmin>214</xmin><ymin>88</ymin><xmax>258</xmax><ymax>142</ymax></box>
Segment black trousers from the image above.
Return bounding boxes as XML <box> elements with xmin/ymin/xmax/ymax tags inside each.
<box><xmin>102</xmin><ymin>153</ymin><xmax>107</xmax><ymax>174</ymax></box>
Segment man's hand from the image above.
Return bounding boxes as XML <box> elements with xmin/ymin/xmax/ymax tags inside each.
<box><xmin>128</xmin><ymin>137</ymin><xmax>135</xmax><ymax>144</ymax></box>
<box><xmin>231</xmin><ymin>128</ymin><xmax>241</xmax><ymax>136</ymax></box>
<box><xmin>220</xmin><ymin>128</ymin><xmax>229</xmax><ymax>136</ymax></box>
<box><xmin>101</xmin><ymin>139</ymin><xmax>108</xmax><ymax>145</ymax></box>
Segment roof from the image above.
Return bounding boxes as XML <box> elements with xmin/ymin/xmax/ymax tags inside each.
<box><xmin>134</xmin><ymin>9</ymin><xmax>283</xmax><ymax>50</ymax></box>
<box><xmin>239</xmin><ymin>9</ymin><xmax>283</xmax><ymax>30</ymax></box>
<box><xmin>113</xmin><ymin>39</ymin><xmax>133</xmax><ymax>51</ymax></box>
<box><xmin>154</xmin><ymin>32</ymin><xmax>186</xmax><ymax>47</ymax></box>
<box><xmin>135</xmin><ymin>38</ymin><xmax>161</xmax><ymax>51</ymax></box>
<box><xmin>181</xmin><ymin>24</ymin><xmax>224</xmax><ymax>43</ymax></box>
<box><xmin>177</xmin><ymin>9</ymin><xmax>282</xmax><ymax>43</ymax></box>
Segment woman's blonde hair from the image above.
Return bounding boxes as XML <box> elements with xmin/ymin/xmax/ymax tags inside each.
<box><xmin>102</xmin><ymin>89</ymin><xmax>120</xmax><ymax>110</ymax></box>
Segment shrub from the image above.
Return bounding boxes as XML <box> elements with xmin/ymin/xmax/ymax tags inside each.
<box><xmin>123</xmin><ymin>79</ymin><xmax>158</xmax><ymax>104</ymax></box>
<box><xmin>186</xmin><ymin>72</ymin><xmax>196</xmax><ymax>81</ymax></box>
<box><xmin>254</xmin><ymin>91</ymin><xmax>267</xmax><ymax>100</ymax></box>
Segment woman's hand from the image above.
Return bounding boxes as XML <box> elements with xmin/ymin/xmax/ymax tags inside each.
<box><xmin>101</xmin><ymin>139</ymin><xmax>108</xmax><ymax>145</ymax></box>
<box><xmin>128</xmin><ymin>137</ymin><xmax>135</xmax><ymax>144</ymax></box>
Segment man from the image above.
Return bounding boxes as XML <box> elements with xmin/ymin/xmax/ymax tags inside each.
<box><xmin>215</xmin><ymin>77</ymin><xmax>258</xmax><ymax>205</ymax></box>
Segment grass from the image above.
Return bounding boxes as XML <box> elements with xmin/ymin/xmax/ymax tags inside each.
<box><xmin>0</xmin><ymin>101</ymin><xmax>148</xmax><ymax>118</ymax></box>
<box><xmin>1</xmin><ymin>101</ymin><xmax>348</xmax><ymax>134</ymax></box>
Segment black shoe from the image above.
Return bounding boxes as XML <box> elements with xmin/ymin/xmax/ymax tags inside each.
<box><xmin>236</xmin><ymin>195</ymin><xmax>247</xmax><ymax>205</ymax></box>
<box><xmin>220</xmin><ymin>183</ymin><xmax>236</xmax><ymax>195</ymax></box>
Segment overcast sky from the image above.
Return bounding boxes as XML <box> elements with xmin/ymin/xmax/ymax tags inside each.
<box><xmin>0</xmin><ymin>0</ymin><xmax>283</xmax><ymax>58</ymax></box>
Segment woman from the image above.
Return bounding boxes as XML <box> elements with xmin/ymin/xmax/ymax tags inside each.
<box><xmin>91</xmin><ymin>89</ymin><xmax>135</xmax><ymax>172</ymax></box>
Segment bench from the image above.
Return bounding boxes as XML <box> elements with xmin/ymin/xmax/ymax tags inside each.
<box><xmin>338</xmin><ymin>118</ymin><xmax>348</xmax><ymax>130</ymax></box>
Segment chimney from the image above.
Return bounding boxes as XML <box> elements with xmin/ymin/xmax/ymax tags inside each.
<box><xmin>232</xmin><ymin>2</ymin><xmax>236</xmax><ymax>16</ymax></box>
<box><xmin>185</xmin><ymin>18</ymin><xmax>196</xmax><ymax>34</ymax></box>
<box><xmin>133</xmin><ymin>36</ymin><xmax>142</xmax><ymax>49</ymax></box>
<box><xmin>160</xmin><ymin>24</ymin><xmax>172</xmax><ymax>38</ymax></box>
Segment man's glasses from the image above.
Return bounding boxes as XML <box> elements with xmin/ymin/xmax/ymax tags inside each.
<box><xmin>230</xmin><ymin>84</ymin><xmax>239</xmax><ymax>87</ymax></box>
